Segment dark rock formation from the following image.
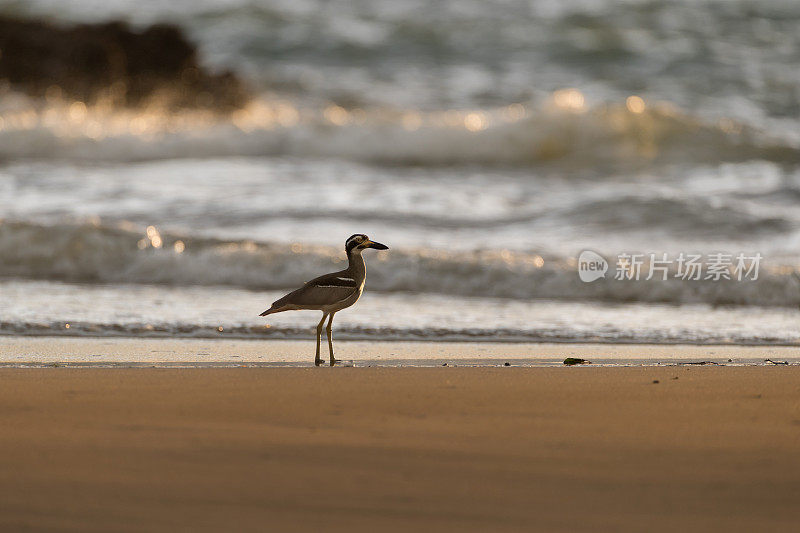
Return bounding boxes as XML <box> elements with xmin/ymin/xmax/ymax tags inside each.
<box><xmin>0</xmin><ymin>16</ymin><xmax>249</xmax><ymax>110</ymax></box>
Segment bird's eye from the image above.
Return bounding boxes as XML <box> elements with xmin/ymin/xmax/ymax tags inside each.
<box><xmin>355</xmin><ymin>236</ymin><xmax>364</xmax><ymax>243</ymax></box>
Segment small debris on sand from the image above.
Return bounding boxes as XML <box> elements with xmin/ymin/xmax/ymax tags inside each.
<box><xmin>563</xmin><ymin>358</ymin><xmax>590</xmax><ymax>366</ymax></box>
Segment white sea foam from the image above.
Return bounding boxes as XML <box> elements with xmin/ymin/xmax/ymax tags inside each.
<box><xmin>2</xmin><ymin>280</ymin><xmax>800</xmax><ymax>344</ymax></box>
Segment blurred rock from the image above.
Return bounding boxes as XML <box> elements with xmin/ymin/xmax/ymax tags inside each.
<box><xmin>0</xmin><ymin>16</ymin><xmax>249</xmax><ymax>110</ymax></box>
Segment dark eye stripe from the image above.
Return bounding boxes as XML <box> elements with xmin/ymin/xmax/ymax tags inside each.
<box><xmin>346</xmin><ymin>235</ymin><xmax>366</xmax><ymax>248</ymax></box>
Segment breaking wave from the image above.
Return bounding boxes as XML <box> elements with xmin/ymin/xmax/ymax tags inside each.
<box><xmin>0</xmin><ymin>97</ymin><xmax>798</xmax><ymax>168</ymax></box>
<box><xmin>2</xmin><ymin>220</ymin><xmax>799</xmax><ymax>307</ymax></box>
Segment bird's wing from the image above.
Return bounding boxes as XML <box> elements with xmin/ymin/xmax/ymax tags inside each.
<box><xmin>267</xmin><ymin>272</ymin><xmax>358</xmax><ymax>310</ymax></box>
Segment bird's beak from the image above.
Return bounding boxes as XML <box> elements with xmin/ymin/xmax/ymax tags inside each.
<box><xmin>366</xmin><ymin>240</ymin><xmax>388</xmax><ymax>250</ymax></box>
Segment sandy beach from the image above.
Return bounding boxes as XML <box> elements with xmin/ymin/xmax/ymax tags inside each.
<box><xmin>2</xmin><ymin>360</ymin><xmax>800</xmax><ymax>532</ymax></box>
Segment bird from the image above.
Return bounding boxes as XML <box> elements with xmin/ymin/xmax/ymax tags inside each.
<box><xmin>259</xmin><ymin>234</ymin><xmax>389</xmax><ymax>366</ymax></box>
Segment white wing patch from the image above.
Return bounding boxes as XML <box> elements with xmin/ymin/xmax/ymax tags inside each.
<box><xmin>314</xmin><ymin>277</ymin><xmax>356</xmax><ymax>288</ymax></box>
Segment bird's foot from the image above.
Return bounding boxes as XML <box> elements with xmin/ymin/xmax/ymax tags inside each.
<box><xmin>314</xmin><ymin>358</ymin><xmax>324</xmax><ymax>367</ymax></box>
<box><xmin>329</xmin><ymin>358</ymin><xmax>340</xmax><ymax>367</ymax></box>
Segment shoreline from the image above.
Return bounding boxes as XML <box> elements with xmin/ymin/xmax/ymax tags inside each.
<box><xmin>1</xmin><ymin>336</ymin><xmax>799</xmax><ymax>367</ymax></box>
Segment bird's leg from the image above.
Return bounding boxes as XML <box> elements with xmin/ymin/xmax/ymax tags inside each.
<box><xmin>326</xmin><ymin>313</ymin><xmax>338</xmax><ymax>366</ymax></box>
<box><xmin>315</xmin><ymin>313</ymin><xmax>327</xmax><ymax>366</ymax></box>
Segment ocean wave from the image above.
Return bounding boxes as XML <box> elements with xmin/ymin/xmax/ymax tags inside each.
<box><xmin>5</xmin><ymin>0</ymin><xmax>800</xmax><ymax>120</ymax></box>
<box><xmin>0</xmin><ymin>95</ymin><xmax>797</xmax><ymax>168</ymax></box>
<box><xmin>1</xmin><ymin>220</ymin><xmax>799</xmax><ymax>307</ymax></box>
<box><xmin>557</xmin><ymin>195</ymin><xmax>793</xmax><ymax>237</ymax></box>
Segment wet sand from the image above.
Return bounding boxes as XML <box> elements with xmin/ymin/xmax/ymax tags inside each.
<box><xmin>1</xmin><ymin>365</ymin><xmax>800</xmax><ymax>532</ymax></box>
<box><xmin>2</xmin><ymin>336</ymin><xmax>800</xmax><ymax>366</ymax></box>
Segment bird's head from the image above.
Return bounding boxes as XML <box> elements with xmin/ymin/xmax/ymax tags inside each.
<box><xmin>345</xmin><ymin>234</ymin><xmax>388</xmax><ymax>254</ymax></box>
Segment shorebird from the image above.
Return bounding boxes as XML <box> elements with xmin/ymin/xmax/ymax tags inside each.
<box><xmin>259</xmin><ymin>234</ymin><xmax>389</xmax><ymax>366</ymax></box>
